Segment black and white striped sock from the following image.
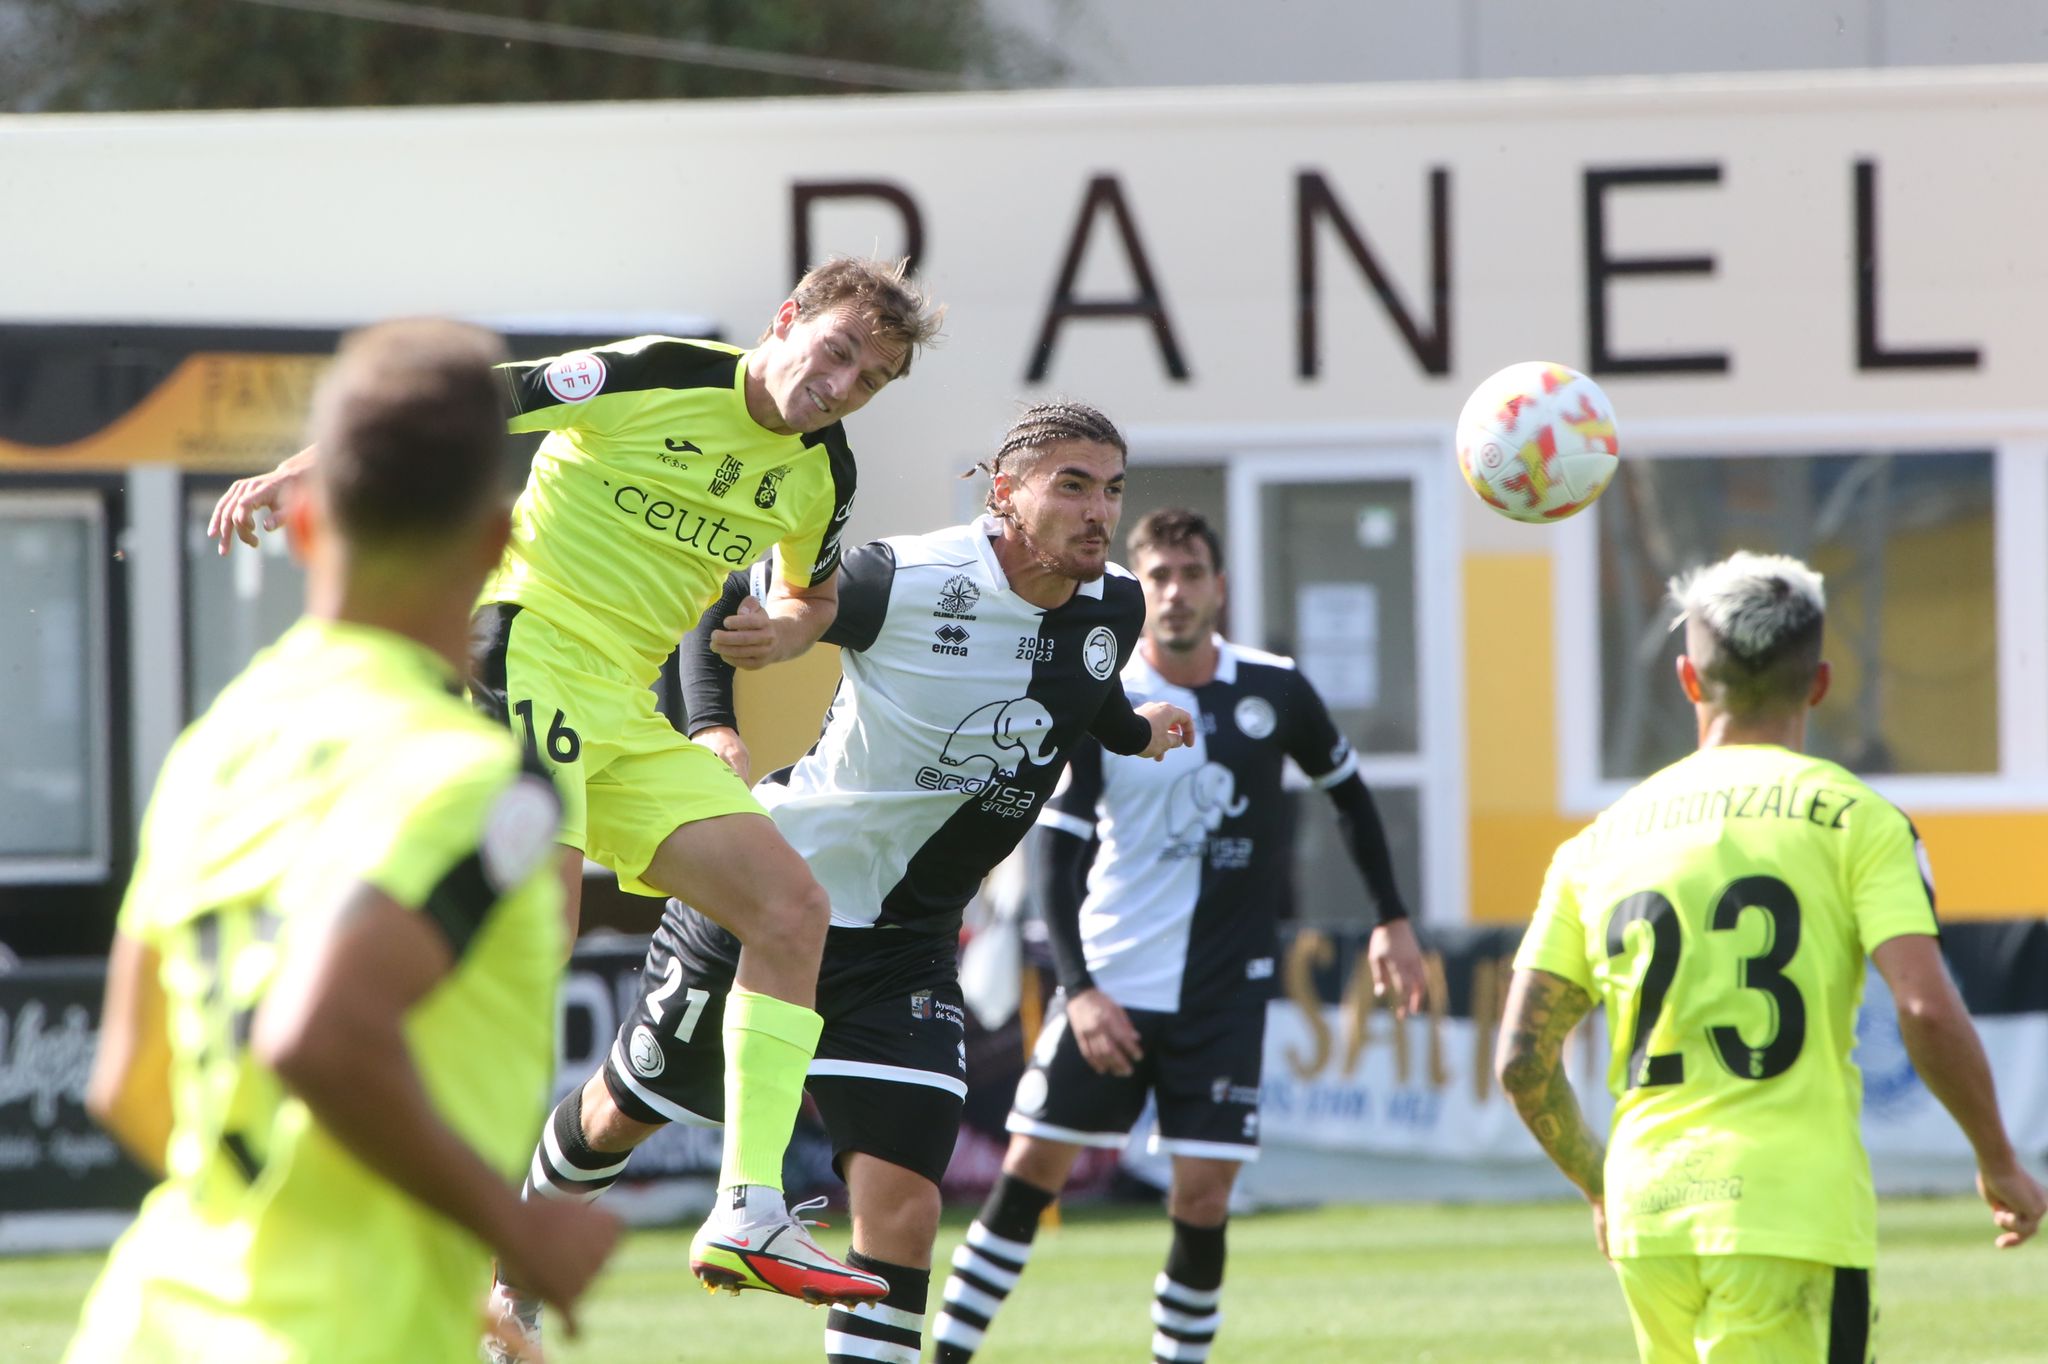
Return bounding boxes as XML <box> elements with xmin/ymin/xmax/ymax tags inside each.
<box><xmin>1151</xmin><ymin>1218</ymin><xmax>1227</xmax><ymax>1364</ymax></box>
<box><xmin>932</xmin><ymin>1174</ymin><xmax>1055</xmax><ymax>1362</ymax></box>
<box><xmin>824</xmin><ymin>1250</ymin><xmax>927</xmax><ymax>1364</ymax></box>
<box><xmin>524</xmin><ymin>1088</ymin><xmax>630</xmax><ymax>1203</ymax></box>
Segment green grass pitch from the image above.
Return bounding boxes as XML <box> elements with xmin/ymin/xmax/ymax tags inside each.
<box><xmin>7</xmin><ymin>1197</ymin><xmax>2042</xmax><ymax>1361</ymax></box>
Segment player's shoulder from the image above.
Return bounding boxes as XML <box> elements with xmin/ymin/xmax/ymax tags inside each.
<box><xmin>882</xmin><ymin>520</ymin><xmax>988</xmax><ymax>575</ymax></box>
<box><xmin>572</xmin><ymin>335</ymin><xmax>742</xmax><ymax>397</ymax></box>
<box><xmin>1219</xmin><ymin>640</ymin><xmax>1302</xmax><ymax>683</ymax></box>
<box><xmin>1096</xmin><ymin>559</ymin><xmax>1144</xmax><ymax>615</ymax></box>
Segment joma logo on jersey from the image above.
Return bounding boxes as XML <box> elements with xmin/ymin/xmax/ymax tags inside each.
<box><xmin>607</xmin><ymin>483</ymin><xmax>756</xmax><ymax>563</ymax></box>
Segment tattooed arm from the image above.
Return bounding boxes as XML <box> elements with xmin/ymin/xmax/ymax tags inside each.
<box><xmin>1496</xmin><ymin>968</ymin><xmax>1605</xmax><ymax>1202</ymax></box>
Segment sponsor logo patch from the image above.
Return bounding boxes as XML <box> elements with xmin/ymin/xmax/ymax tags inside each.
<box><xmin>543</xmin><ymin>351</ymin><xmax>606</xmax><ymax>403</ymax></box>
<box><xmin>629</xmin><ymin>1024</ymin><xmax>665</xmax><ymax>1078</ymax></box>
<box><xmin>479</xmin><ymin>774</ymin><xmax>561</xmax><ymax>893</ymax></box>
<box><xmin>936</xmin><ymin>574</ymin><xmax>980</xmax><ymax>620</ymax></box>
<box><xmin>1082</xmin><ymin>626</ymin><xmax>1118</xmax><ymax>680</ymax></box>
<box><xmin>709</xmin><ymin>454</ymin><xmax>745</xmax><ymax>497</ymax></box>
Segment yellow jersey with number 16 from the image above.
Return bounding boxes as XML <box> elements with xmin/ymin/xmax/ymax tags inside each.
<box><xmin>1514</xmin><ymin>743</ymin><xmax>1938</xmax><ymax>1268</ymax></box>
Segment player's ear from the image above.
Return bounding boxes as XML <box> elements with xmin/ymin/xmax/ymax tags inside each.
<box><xmin>1675</xmin><ymin>653</ymin><xmax>1703</xmax><ymax>704</ymax></box>
<box><xmin>474</xmin><ymin>504</ymin><xmax>512</xmax><ymax>572</ymax></box>
<box><xmin>283</xmin><ymin>483</ymin><xmax>317</xmax><ymax>564</ymax></box>
<box><xmin>769</xmin><ymin>298</ymin><xmax>800</xmax><ymax>339</ymax></box>
<box><xmin>1808</xmin><ymin>659</ymin><xmax>1831</xmax><ymax>708</ymax></box>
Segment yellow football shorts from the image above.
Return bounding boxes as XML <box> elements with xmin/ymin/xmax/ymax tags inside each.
<box><xmin>1613</xmin><ymin>1254</ymin><xmax>1873</xmax><ymax>1364</ymax></box>
<box><xmin>473</xmin><ymin>603</ymin><xmax>763</xmax><ymax>896</ymax></box>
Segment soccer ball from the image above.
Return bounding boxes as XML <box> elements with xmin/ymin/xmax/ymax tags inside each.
<box><xmin>1455</xmin><ymin>362</ymin><xmax>1620</xmax><ymax>523</ymax></box>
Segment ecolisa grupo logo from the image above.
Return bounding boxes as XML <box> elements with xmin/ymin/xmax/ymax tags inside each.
<box><xmin>1165</xmin><ymin>762</ymin><xmax>1250</xmax><ymax>860</ymax></box>
<box><xmin>916</xmin><ymin>695</ymin><xmax>1061</xmax><ymax>816</ymax></box>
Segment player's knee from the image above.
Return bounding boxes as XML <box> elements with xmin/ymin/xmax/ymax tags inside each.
<box><xmin>1002</xmin><ymin>1136</ymin><xmax>1076</xmax><ymax>1192</ymax></box>
<box><xmin>751</xmin><ymin>874</ymin><xmax>830</xmax><ymax>956</ymax></box>
<box><xmin>580</xmin><ymin>1071</ymin><xmax>657</xmax><ymax>1153</ymax></box>
<box><xmin>1167</xmin><ymin>1180</ymin><xmax>1232</xmax><ymax>1227</ymax></box>
<box><xmin>865</xmin><ymin>1174</ymin><xmax>943</xmax><ymax>1246</ymax></box>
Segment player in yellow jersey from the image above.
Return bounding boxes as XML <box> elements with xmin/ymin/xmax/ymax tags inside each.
<box><xmin>1496</xmin><ymin>550</ymin><xmax>2044</xmax><ymax>1364</ymax></box>
<box><xmin>70</xmin><ymin>320</ymin><xmax>620</xmax><ymax>1364</ymax></box>
<box><xmin>208</xmin><ymin>259</ymin><xmax>945</xmax><ymax>1328</ymax></box>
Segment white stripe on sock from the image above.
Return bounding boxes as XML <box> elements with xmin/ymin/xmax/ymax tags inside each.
<box><xmin>1153</xmin><ymin>1274</ymin><xmax>1222</xmax><ymax>1311</ymax></box>
<box><xmin>951</xmin><ymin>1245</ymin><xmax>1022</xmax><ymax>1292</ymax></box>
<box><xmin>964</xmin><ymin>1221</ymin><xmax>1034</xmax><ymax>1263</ymax></box>
<box><xmin>823</xmin><ymin>1328</ymin><xmax>919</xmax><ymax>1363</ymax></box>
<box><xmin>1152</xmin><ymin>1331</ymin><xmax>1213</xmax><ymax>1363</ymax></box>
<box><xmin>942</xmin><ymin>1277</ymin><xmax>1002</xmax><ymax>1319</ymax></box>
<box><xmin>836</xmin><ymin>1300</ymin><xmax>925</xmax><ymax>1334</ymax></box>
<box><xmin>1151</xmin><ymin>1302</ymin><xmax>1222</xmax><ymax>1335</ymax></box>
<box><xmin>931</xmin><ymin>1314</ymin><xmax>986</xmax><ymax>1351</ymax></box>
<box><xmin>543</xmin><ymin>1115</ymin><xmax>630</xmax><ymax>1181</ymax></box>
<box><xmin>528</xmin><ymin>1152</ymin><xmax>607</xmax><ymax>1203</ymax></box>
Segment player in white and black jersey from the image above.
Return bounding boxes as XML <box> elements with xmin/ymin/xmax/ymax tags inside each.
<box><xmin>934</xmin><ymin>507</ymin><xmax>1427</xmax><ymax>1364</ymax></box>
<box><xmin>504</xmin><ymin>402</ymin><xmax>1191</xmax><ymax>1364</ymax></box>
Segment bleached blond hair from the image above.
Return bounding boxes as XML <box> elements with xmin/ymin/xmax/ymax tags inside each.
<box><xmin>1668</xmin><ymin>551</ymin><xmax>1827</xmax><ymax>718</ymax></box>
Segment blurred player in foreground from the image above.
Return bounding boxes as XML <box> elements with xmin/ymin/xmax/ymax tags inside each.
<box><xmin>501</xmin><ymin>401</ymin><xmax>1192</xmax><ymax>1364</ymax></box>
<box><xmin>209</xmin><ymin>259</ymin><xmax>944</xmax><ymax>1317</ymax></box>
<box><xmin>1497</xmin><ymin>550</ymin><xmax>2045</xmax><ymax>1363</ymax></box>
<box><xmin>69</xmin><ymin>320</ymin><xmax>619</xmax><ymax>1363</ymax></box>
<box><xmin>933</xmin><ymin>507</ymin><xmax>1426</xmax><ymax>1364</ymax></box>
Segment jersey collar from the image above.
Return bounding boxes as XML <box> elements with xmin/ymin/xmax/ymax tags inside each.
<box><xmin>1134</xmin><ymin>633</ymin><xmax>1233</xmax><ymax>691</ymax></box>
<box><xmin>971</xmin><ymin>514</ymin><xmax>1107</xmax><ymax>601</ymax></box>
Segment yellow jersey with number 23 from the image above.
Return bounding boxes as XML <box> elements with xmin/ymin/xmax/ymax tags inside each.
<box><xmin>1514</xmin><ymin>743</ymin><xmax>1938</xmax><ymax>1268</ymax></box>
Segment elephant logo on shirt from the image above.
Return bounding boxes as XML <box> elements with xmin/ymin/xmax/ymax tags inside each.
<box><xmin>939</xmin><ymin>697</ymin><xmax>1060</xmax><ymax>780</ymax></box>
<box><xmin>1165</xmin><ymin>761</ymin><xmax>1249</xmax><ymax>856</ymax></box>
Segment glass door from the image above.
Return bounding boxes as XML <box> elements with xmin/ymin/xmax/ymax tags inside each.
<box><xmin>1227</xmin><ymin>450</ymin><xmax>1463</xmax><ymax>926</ymax></box>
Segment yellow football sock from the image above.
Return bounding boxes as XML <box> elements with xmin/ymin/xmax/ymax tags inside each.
<box><xmin>719</xmin><ymin>988</ymin><xmax>823</xmax><ymax>1192</ymax></box>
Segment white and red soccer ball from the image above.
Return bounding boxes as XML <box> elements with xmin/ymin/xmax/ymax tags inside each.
<box><xmin>1456</xmin><ymin>362</ymin><xmax>1620</xmax><ymax>523</ymax></box>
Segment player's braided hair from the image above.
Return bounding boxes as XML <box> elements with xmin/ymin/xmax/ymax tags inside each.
<box><xmin>967</xmin><ymin>400</ymin><xmax>1128</xmax><ymax>513</ymax></box>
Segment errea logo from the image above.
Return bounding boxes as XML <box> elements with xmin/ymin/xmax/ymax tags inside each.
<box><xmin>543</xmin><ymin>352</ymin><xmax>606</xmax><ymax>403</ymax></box>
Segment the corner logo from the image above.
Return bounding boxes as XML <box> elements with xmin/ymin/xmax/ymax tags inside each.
<box><xmin>543</xmin><ymin>352</ymin><xmax>606</xmax><ymax>403</ymax></box>
<box><xmin>709</xmin><ymin>455</ymin><xmax>745</xmax><ymax>497</ymax></box>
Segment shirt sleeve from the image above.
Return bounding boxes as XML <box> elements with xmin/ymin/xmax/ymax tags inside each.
<box><xmin>776</xmin><ymin>425</ymin><xmax>858</xmax><ymax>590</ymax></box>
<box><xmin>680</xmin><ymin>569</ymin><xmax>750</xmax><ymax>736</ymax></box>
<box><xmin>1088</xmin><ymin>674</ymin><xmax>1153</xmax><ymax>756</ymax></box>
<box><xmin>495</xmin><ymin>339</ymin><xmax>646</xmax><ymax>436</ymax></box>
<box><xmin>1280</xmin><ymin>669</ymin><xmax>1360</xmax><ymax>788</ymax></box>
<box><xmin>1039</xmin><ymin>738</ymin><xmax>1105</xmax><ymax>842</ymax></box>
<box><xmin>1848</xmin><ymin>796</ymin><xmax>1941</xmax><ymax>954</ymax></box>
<box><xmin>1323</xmin><ymin>775</ymin><xmax>1409</xmax><ymax>923</ymax></box>
<box><xmin>1512</xmin><ymin>831</ymin><xmax>1598</xmax><ymax>993</ymax></box>
<box><xmin>339</xmin><ymin>740</ymin><xmax>563</xmax><ymax>959</ymax></box>
<box><xmin>818</xmin><ymin>540</ymin><xmax>895</xmax><ymax>652</ymax></box>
